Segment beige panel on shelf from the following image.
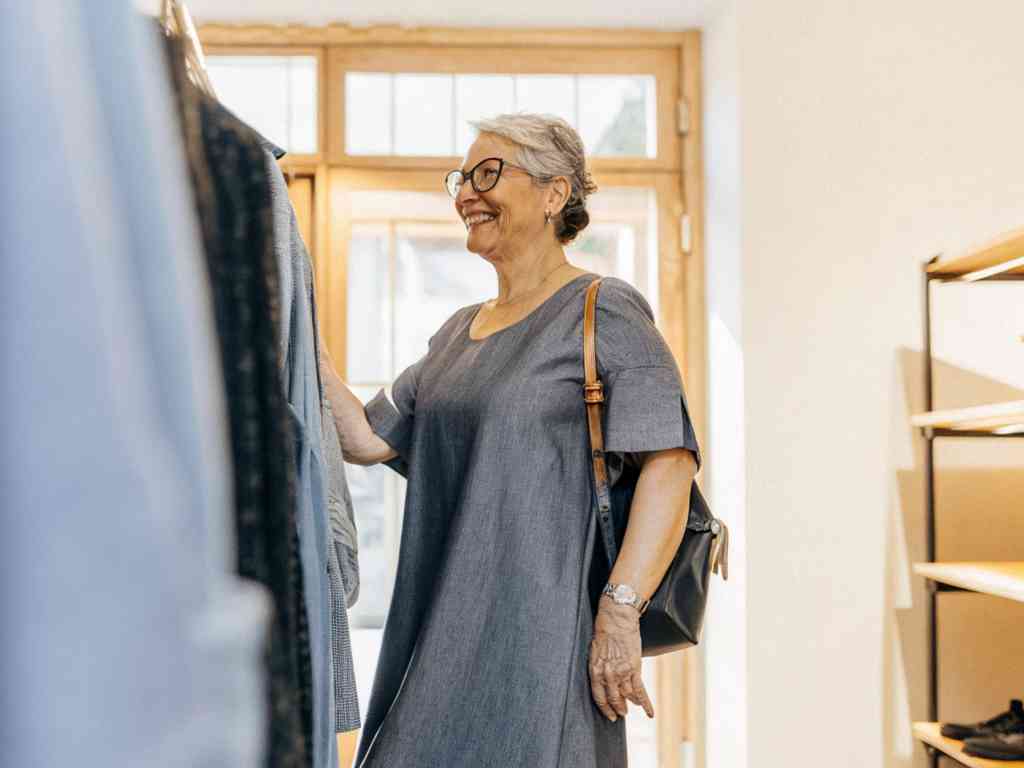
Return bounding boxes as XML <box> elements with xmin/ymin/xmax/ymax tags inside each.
<box><xmin>937</xmin><ymin>593</ymin><xmax>1024</xmax><ymax>730</ymax></box>
<box><xmin>927</xmin><ymin>227</ymin><xmax>1024</xmax><ymax>279</ymax></box>
<box><xmin>913</xmin><ymin>562</ymin><xmax>1024</xmax><ymax>603</ymax></box>
<box><xmin>911</xmin><ymin>400</ymin><xmax>1024</xmax><ymax>433</ymax></box>
<box><xmin>914</xmin><ymin>722</ymin><xmax>1024</xmax><ymax>768</ymax></box>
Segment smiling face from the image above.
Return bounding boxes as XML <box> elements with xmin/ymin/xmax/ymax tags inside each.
<box><xmin>454</xmin><ymin>133</ymin><xmax>556</xmax><ymax>262</ymax></box>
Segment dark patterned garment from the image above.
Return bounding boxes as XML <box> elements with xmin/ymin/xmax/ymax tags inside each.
<box><xmin>164</xmin><ymin>37</ymin><xmax>312</xmax><ymax>768</ymax></box>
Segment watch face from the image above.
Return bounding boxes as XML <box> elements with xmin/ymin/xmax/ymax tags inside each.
<box><xmin>612</xmin><ymin>584</ymin><xmax>635</xmax><ymax>603</ymax></box>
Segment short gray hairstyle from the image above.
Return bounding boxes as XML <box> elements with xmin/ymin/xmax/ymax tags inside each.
<box><xmin>470</xmin><ymin>113</ymin><xmax>598</xmax><ymax>243</ymax></box>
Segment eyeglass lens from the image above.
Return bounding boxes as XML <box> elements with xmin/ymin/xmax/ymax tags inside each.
<box><xmin>445</xmin><ymin>158</ymin><xmax>504</xmax><ymax>198</ymax></box>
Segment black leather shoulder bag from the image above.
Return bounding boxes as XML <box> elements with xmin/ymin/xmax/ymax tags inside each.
<box><xmin>582</xmin><ymin>277</ymin><xmax>728</xmax><ymax>657</ymax></box>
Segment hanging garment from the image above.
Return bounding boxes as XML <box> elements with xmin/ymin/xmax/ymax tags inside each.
<box><xmin>264</xmin><ymin>146</ymin><xmax>355</xmax><ymax>756</ymax></box>
<box><xmin>0</xmin><ymin>4</ymin><xmax>268</xmax><ymax>767</ymax></box>
<box><xmin>325</xmin><ymin>472</ymin><xmax>362</xmax><ymax>733</ymax></box>
<box><xmin>324</xmin><ymin>398</ymin><xmax>361</xmax><ymax>607</ymax></box>
<box><xmin>356</xmin><ymin>276</ymin><xmax>701</xmax><ymax>768</ymax></box>
<box><xmin>164</xmin><ymin>40</ymin><xmax>313</xmax><ymax>768</ymax></box>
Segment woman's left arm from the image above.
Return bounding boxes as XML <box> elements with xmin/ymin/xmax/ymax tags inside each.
<box><xmin>588</xmin><ymin>446</ymin><xmax>698</xmax><ymax>723</ymax></box>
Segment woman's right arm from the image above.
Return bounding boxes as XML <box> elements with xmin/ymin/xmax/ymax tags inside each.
<box><xmin>319</xmin><ymin>345</ymin><xmax>397</xmax><ymax>466</ymax></box>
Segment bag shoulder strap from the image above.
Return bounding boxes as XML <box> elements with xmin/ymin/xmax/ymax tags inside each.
<box><xmin>583</xmin><ymin>278</ymin><xmax>619</xmax><ymax>568</ymax></box>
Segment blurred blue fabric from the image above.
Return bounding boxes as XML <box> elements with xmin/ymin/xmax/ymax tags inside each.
<box><xmin>0</xmin><ymin>2</ymin><xmax>269</xmax><ymax>766</ymax></box>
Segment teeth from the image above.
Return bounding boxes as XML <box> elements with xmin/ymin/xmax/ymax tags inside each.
<box><xmin>465</xmin><ymin>212</ymin><xmax>496</xmax><ymax>229</ymax></box>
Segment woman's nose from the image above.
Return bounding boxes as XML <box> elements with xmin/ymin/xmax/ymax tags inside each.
<box><xmin>455</xmin><ymin>178</ymin><xmax>477</xmax><ymax>207</ymax></box>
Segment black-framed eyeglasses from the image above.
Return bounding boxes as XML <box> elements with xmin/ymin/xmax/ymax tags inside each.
<box><xmin>444</xmin><ymin>157</ymin><xmax>538</xmax><ymax>198</ymax></box>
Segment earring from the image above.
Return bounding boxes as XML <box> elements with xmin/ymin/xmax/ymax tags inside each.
<box><xmin>544</xmin><ymin>210</ymin><xmax>552</xmax><ymax>224</ymax></box>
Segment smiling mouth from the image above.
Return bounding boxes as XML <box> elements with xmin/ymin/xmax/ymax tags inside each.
<box><xmin>464</xmin><ymin>212</ymin><xmax>496</xmax><ymax>231</ymax></box>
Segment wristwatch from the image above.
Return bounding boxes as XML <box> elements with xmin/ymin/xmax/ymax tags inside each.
<box><xmin>602</xmin><ymin>583</ymin><xmax>650</xmax><ymax>615</ymax></box>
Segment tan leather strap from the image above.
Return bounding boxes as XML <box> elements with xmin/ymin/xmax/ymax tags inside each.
<box><xmin>583</xmin><ymin>278</ymin><xmax>618</xmax><ymax>567</ymax></box>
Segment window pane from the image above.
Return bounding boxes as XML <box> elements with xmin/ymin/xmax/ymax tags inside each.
<box><xmin>394</xmin><ymin>75</ymin><xmax>454</xmax><ymax>156</ymax></box>
<box><xmin>568</xmin><ymin>187</ymin><xmax>658</xmax><ymax>312</ymax></box>
<box><xmin>207</xmin><ymin>55</ymin><xmax>317</xmax><ymax>154</ymax></box>
<box><xmin>393</xmin><ymin>223</ymin><xmax>494</xmax><ymax>374</ymax></box>
<box><xmin>346</xmin><ymin>225</ymin><xmax>391</xmax><ymax>383</ymax></box>
<box><xmin>346</xmin><ymin>73</ymin><xmax>393</xmax><ymax>155</ymax></box>
<box><xmin>345</xmin><ymin>386</ymin><xmax>404</xmax><ymax>629</ymax></box>
<box><xmin>578</xmin><ymin>75</ymin><xmax>656</xmax><ymax>158</ymax></box>
<box><xmin>455</xmin><ymin>75</ymin><xmax>515</xmax><ymax>156</ymax></box>
<box><xmin>288</xmin><ymin>59</ymin><xmax>319</xmax><ymax>154</ymax></box>
<box><xmin>514</xmin><ymin>75</ymin><xmax>576</xmax><ymax>126</ymax></box>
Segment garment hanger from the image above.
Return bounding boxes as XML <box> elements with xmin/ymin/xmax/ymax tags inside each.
<box><xmin>161</xmin><ymin>0</ymin><xmax>217</xmax><ymax>99</ymax></box>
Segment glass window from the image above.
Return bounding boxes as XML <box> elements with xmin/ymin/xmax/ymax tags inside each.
<box><xmin>514</xmin><ymin>75</ymin><xmax>577</xmax><ymax>126</ymax></box>
<box><xmin>578</xmin><ymin>76</ymin><xmax>657</xmax><ymax>158</ymax></box>
<box><xmin>569</xmin><ymin>187</ymin><xmax>659</xmax><ymax>314</ymax></box>
<box><xmin>346</xmin><ymin>225</ymin><xmax>392</xmax><ymax>384</ymax></box>
<box><xmin>394</xmin><ymin>224</ymin><xmax>494</xmax><ymax>373</ymax></box>
<box><xmin>344</xmin><ymin>72</ymin><xmax>657</xmax><ymax>158</ymax></box>
<box><xmin>455</xmin><ymin>75</ymin><xmax>516</xmax><ymax>156</ymax></box>
<box><xmin>206</xmin><ymin>55</ymin><xmax>318</xmax><ymax>154</ymax></box>
<box><xmin>345</xmin><ymin>73</ymin><xmax>393</xmax><ymax>155</ymax></box>
<box><xmin>394</xmin><ymin>75</ymin><xmax>456</xmax><ymax>156</ymax></box>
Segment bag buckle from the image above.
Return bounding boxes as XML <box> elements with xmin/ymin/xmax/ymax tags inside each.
<box><xmin>583</xmin><ymin>382</ymin><xmax>605</xmax><ymax>403</ymax></box>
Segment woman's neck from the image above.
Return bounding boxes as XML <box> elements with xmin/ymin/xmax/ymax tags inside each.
<box><xmin>490</xmin><ymin>240</ymin><xmax>568</xmax><ymax>304</ymax></box>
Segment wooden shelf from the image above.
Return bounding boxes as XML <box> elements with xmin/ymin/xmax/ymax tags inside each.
<box><xmin>927</xmin><ymin>227</ymin><xmax>1024</xmax><ymax>280</ymax></box>
<box><xmin>914</xmin><ymin>722</ymin><xmax>1024</xmax><ymax>767</ymax></box>
<box><xmin>911</xmin><ymin>401</ymin><xmax>1024</xmax><ymax>435</ymax></box>
<box><xmin>913</xmin><ymin>562</ymin><xmax>1024</xmax><ymax>603</ymax></box>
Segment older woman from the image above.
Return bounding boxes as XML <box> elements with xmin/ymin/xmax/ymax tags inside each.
<box><xmin>321</xmin><ymin>113</ymin><xmax>700</xmax><ymax>768</ymax></box>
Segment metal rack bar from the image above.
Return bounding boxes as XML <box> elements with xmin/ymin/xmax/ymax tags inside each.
<box><xmin>922</xmin><ymin>260</ymin><xmax>939</xmax><ymax>768</ymax></box>
<box><xmin>917</xmin><ymin>255</ymin><xmax>1024</xmax><ymax>768</ymax></box>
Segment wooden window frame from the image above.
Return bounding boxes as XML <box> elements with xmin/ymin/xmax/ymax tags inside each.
<box><xmin>326</xmin><ymin>46</ymin><xmax>679</xmax><ymax>171</ymax></box>
<box><xmin>200</xmin><ymin>24</ymin><xmax>706</xmax><ymax>768</ymax></box>
<box><xmin>204</xmin><ymin>45</ymin><xmax>328</xmax><ymax>164</ymax></box>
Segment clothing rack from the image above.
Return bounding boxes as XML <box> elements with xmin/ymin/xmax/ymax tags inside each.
<box><xmin>913</xmin><ymin>228</ymin><xmax>1024</xmax><ymax>768</ymax></box>
<box><xmin>161</xmin><ymin>0</ymin><xmax>216</xmax><ymax>98</ymax></box>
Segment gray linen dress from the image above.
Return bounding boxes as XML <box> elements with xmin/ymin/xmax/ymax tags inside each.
<box><xmin>357</xmin><ymin>275</ymin><xmax>701</xmax><ymax>768</ymax></box>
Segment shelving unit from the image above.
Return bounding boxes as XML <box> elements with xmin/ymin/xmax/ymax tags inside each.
<box><xmin>914</xmin><ymin>232</ymin><xmax>1024</xmax><ymax>767</ymax></box>
<box><xmin>912</xmin><ymin>401</ymin><xmax>1024</xmax><ymax>436</ymax></box>
<box><xmin>913</xmin><ymin>562</ymin><xmax>1024</xmax><ymax>603</ymax></box>
<box><xmin>914</xmin><ymin>723</ymin><xmax>1024</xmax><ymax>768</ymax></box>
<box><xmin>925</xmin><ymin>228</ymin><xmax>1024</xmax><ymax>281</ymax></box>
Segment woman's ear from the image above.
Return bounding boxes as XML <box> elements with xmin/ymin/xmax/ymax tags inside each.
<box><xmin>547</xmin><ymin>176</ymin><xmax>572</xmax><ymax>215</ymax></box>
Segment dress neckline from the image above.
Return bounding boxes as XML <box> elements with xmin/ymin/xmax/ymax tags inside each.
<box><xmin>465</xmin><ymin>273</ymin><xmax>596</xmax><ymax>342</ymax></box>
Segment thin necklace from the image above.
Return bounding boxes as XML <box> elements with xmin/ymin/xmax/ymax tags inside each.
<box><xmin>493</xmin><ymin>261</ymin><xmax>571</xmax><ymax>308</ymax></box>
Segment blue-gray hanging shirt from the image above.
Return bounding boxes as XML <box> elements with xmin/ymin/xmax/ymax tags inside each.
<box><xmin>264</xmin><ymin>146</ymin><xmax>349</xmax><ymax>765</ymax></box>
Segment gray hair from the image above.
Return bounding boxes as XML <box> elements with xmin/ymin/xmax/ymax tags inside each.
<box><xmin>470</xmin><ymin>113</ymin><xmax>598</xmax><ymax>243</ymax></box>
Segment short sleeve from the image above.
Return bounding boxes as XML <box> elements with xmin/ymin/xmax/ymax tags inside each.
<box><xmin>595</xmin><ymin>278</ymin><xmax>702</xmax><ymax>471</ymax></box>
<box><xmin>364</xmin><ymin>356</ymin><xmax>424</xmax><ymax>476</ymax></box>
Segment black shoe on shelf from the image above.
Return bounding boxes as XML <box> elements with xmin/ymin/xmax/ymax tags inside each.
<box><xmin>941</xmin><ymin>700</ymin><xmax>1024</xmax><ymax>741</ymax></box>
<box><xmin>963</xmin><ymin>733</ymin><xmax>1024</xmax><ymax>761</ymax></box>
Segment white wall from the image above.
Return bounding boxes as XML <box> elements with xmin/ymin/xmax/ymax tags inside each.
<box><xmin>701</xmin><ymin>3</ymin><xmax>748</xmax><ymax>768</ymax></box>
<box><xmin>729</xmin><ymin>1</ymin><xmax>1024</xmax><ymax>767</ymax></box>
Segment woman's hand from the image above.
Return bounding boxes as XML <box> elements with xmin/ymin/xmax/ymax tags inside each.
<box><xmin>588</xmin><ymin>597</ymin><xmax>654</xmax><ymax>722</ymax></box>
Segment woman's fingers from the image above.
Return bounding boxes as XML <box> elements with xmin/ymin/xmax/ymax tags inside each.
<box><xmin>588</xmin><ymin>656</ymin><xmax>617</xmax><ymax>721</ymax></box>
<box><xmin>631</xmin><ymin>673</ymin><xmax>655</xmax><ymax>718</ymax></box>
<box><xmin>619</xmin><ymin>671</ymin><xmax>635</xmax><ymax>703</ymax></box>
<box><xmin>604</xmin><ymin>661</ymin><xmax>628</xmax><ymax>718</ymax></box>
